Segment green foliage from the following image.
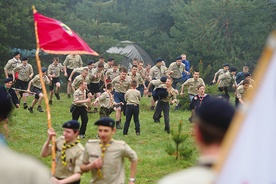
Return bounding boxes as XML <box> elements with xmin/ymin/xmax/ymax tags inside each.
<box><xmin>166</xmin><ymin>120</ymin><xmax>195</xmax><ymax>160</ymax></box>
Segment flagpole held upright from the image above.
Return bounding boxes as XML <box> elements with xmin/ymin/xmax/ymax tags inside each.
<box><xmin>33</xmin><ymin>6</ymin><xmax>56</xmax><ymax>175</ymax></box>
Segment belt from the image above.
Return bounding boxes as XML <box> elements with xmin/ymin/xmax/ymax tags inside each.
<box><xmin>126</xmin><ymin>104</ymin><xmax>139</xmax><ymax>106</ymax></box>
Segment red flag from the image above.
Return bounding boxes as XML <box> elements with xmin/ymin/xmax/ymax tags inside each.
<box><xmin>33</xmin><ymin>9</ymin><xmax>98</xmax><ymax>55</ymax></box>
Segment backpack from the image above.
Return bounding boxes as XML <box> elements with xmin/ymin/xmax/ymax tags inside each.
<box><xmin>152</xmin><ymin>87</ymin><xmax>168</xmax><ymax>101</ymax></box>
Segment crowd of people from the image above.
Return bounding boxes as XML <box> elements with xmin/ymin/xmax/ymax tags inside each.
<box><xmin>0</xmin><ymin>51</ymin><xmax>255</xmax><ymax>183</ymax></box>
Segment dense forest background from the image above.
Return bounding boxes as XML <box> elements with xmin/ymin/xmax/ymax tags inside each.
<box><xmin>0</xmin><ymin>0</ymin><xmax>275</xmax><ymax>81</ymax></box>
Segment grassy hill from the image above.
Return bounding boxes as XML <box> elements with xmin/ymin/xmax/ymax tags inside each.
<box><xmin>1</xmin><ymin>93</ymin><xmax>198</xmax><ymax>184</ymax></box>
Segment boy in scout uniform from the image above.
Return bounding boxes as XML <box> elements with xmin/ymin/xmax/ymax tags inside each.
<box><xmin>4</xmin><ymin>51</ymin><xmax>21</xmax><ymax>79</ymax></box>
<box><xmin>128</xmin><ymin>64</ymin><xmax>147</xmax><ymax>97</ymax></box>
<box><xmin>72</xmin><ymin>81</ymin><xmax>91</xmax><ymax>138</ymax></box>
<box><xmin>80</xmin><ymin>117</ymin><xmax>138</xmax><ymax>184</ymax></box>
<box><xmin>123</xmin><ymin>80</ymin><xmax>142</xmax><ymax>136</ymax></box>
<box><xmin>111</xmin><ymin>67</ymin><xmax>131</xmax><ymax>129</ymax></box>
<box><xmin>12</xmin><ymin>57</ymin><xmax>34</xmax><ymax>109</ymax></box>
<box><xmin>180</xmin><ymin>70</ymin><xmax>205</xmax><ymax>101</ymax></box>
<box><xmin>41</xmin><ymin>120</ymin><xmax>84</xmax><ymax>184</ymax></box>
<box><xmin>92</xmin><ymin>83</ymin><xmax>120</xmax><ymax>118</ymax></box>
<box><xmin>48</xmin><ymin>57</ymin><xmax>63</xmax><ymax>105</ymax></box>
<box><xmin>27</xmin><ymin>67</ymin><xmax>50</xmax><ymax>113</ymax></box>
<box><xmin>63</xmin><ymin>54</ymin><xmax>83</xmax><ymax>98</ymax></box>
<box><xmin>153</xmin><ymin>78</ymin><xmax>178</xmax><ymax>133</ymax></box>
<box><xmin>235</xmin><ymin>79</ymin><xmax>251</xmax><ymax>107</ymax></box>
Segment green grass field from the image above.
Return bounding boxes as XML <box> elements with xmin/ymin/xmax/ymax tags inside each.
<box><xmin>1</xmin><ymin>93</ymin><xmax>199</xmax><ymax>184</ymax></box>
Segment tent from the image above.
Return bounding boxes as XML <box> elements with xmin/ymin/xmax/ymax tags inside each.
<box><xmin>106</xmin><ymin>41</ymin><xmax>154</xmax><ymax>67</ymax></box>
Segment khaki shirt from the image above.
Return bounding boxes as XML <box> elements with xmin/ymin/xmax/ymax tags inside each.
<box><xmin>218</xmin><ymin>71</ymin><xmax>231</xmax><ymax>87</ymax></box>
<box><xmin>137</xmin><ymin>67</ymin><xmax>146</xmax><ymax>80</ymax></box>
<box><xmin>168</xmin><ymin>62</ymin><xmax>185</xmax><ymax>79</ymax></box>
<box><xmin>238</xmin><ymin>79</ymin><xmax>256</xmax><ymax>87</ymax></box>
<box><xmin>63</xmin><ymin>54</ymin><xmax>83</xmax><ymax>69</ymax></box>
<box><xmin>91</xmin><ymin>68</ymin><xmax>104</xmax><ymax>83</ymax></box>
<box><xmin>97</xmin><ymin>91</ymin><xmax>114</xmax><ymax>108</ymax></box>
<box><xmin>214</xmin><ymin>69</ymin><xmax>225</xmax><ymax>78</ymax></box>
<box><xmin>161</xmin><ymin>87</ymin><xmax>177</xmax><ymax>103</ymax></box>
<box><xmin>48</xmin><ymin>136</ymin><xmax>84</xmax><ymax>179</ymax></box>
<box><xmin>236</xmin><ymin>85</ymin><xmax>247</xmax><ymax>100</ymax></box>
<box><xmin>82</xmin><ymin>139</ymin><xmax>138</xmax><ymax>184</ymax></box>
<box><xmin>94</xmin><ymin>61</ymin><xmax>106</xmax><ymax>68</ymax></box>
<box><xmin>47</xmin><ymin>63</ymin><xmax>63</xmax><ymax>78</ymax></box>
<box><xmin>72</xmin><ymin>75</ymin><xmax>90</xmax><ymax>89</ymax></box>
<box><xmin>106</xmin><ymin>69</ymin><xmax>120</xmax><ymax>81</ymax></box>
<box><xmin>4</xmin><ymin>58</ymin><xmax>21</xmax><ymax>75</ymax></box>
<box><xmin>31</xmin><ymin>74</ymin><xmax>50</xmax><ymax>89</ymax></box>
<box><xmin>112</xmin><ymin>76</ymin><xmax>131</xmax><ymax>93</ymax></box>
<box><xmin>13</xmin><ymin>63</ymin><xmax>33</xmax><ymax>81</ymax></box>
<box><xmin>149</xmin><ymin>79</ymin><xmax>164</xmax><ymax>90</ymax></box>
<box><xmin>182</xmin><ymin>78</ymin><xmax>205</xmax><ymax>96</ymax></box>
<box><xmin>128</xmin><ymin>72</ymin><xmax>144</xmax><ymax>85</ymax></box>
<box><xmin>125</xmin><ymin>89</ymin><xmax>141</xmax><ymax>105</ymax></box>
<box><xmin>73</xmin><ymin>67</ymin><xmax>94</xmax><ymax>81</ymax></box>
<box><xmin>73</xmin><ymin>88</ymin><xmax>88</xmax><ymax>107</ymax></box>
<box><xmin>104</xmin><ymin>63</ymin><xmax>113</xmax><ymax>72</ymax></box>
<box><xmin>0</xmin><ymin>145</ymin><xmax>51</xmax><ymax>184</ymax></box>
<box><xmin>149</xmin><ymin>65</ymin><xmax>168</xmax><ymax>80</ymax></box>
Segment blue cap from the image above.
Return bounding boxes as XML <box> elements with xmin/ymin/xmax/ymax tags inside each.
<box><xmin>175</xmin><ymin>56</ymin><xmax>182</xmax><ymax>61</ymax></box>
<box><xmin>223</xmin><ymin>63</ymin><xmax>229</xmax><ymax>67</ymax></box>
<box><xmin>230</xmin><ymin>67</ymin><xmax>236</xmax><ymax>72</ymax></box>
<box><xmin>21</xmin><ymin>56</ymin><xmax>28</xmax><ymax>61</ymax></box>
<box><xmin>196</xmin><ymin>97</ymin><xmax>235</xmax><ymax>131</ymax></box>
<box><xmin>155</xmin><ymin>58</ymin><xmax>163</xmax><ymax>64</ymax></box>
<box><xmin>42</xmin><ymin>67</ymin><xmax>47</xmax><ymax>72</ymax></box>
<box><xmin>245</xmin><ymin>73</ymin><xmax>251</xmax><ymax>77</ymax></box>
<box><xmin>108</xmin><ymin>58</ymin><xmax>114</xmax><ymax>61</ymax></box>
<box><xmin>160</xmin><ymin>76</ymin><xmax>167</xmax><ymax>82</ymax></box>
<box><xmin>4</xmin><ymin>78</ymin><xmax>13</xmax><ymax>83</ymax></box>
<box><xmin>87</xmin><ymin>60</ymin><xmax>94</xmax><ymax>65</ymax></box>
<box><xmin>94</xmin><ymin>117</ymin><xmax>115</xmax><ymax>128</ymax></box>
<box><xmin>62</xmin><ymin>120</ymin><xmax>80</xmax><ymax>130</ymax></box>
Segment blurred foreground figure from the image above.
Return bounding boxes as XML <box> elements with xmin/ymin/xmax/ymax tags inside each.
<box><xmin>0</xmin><ymin>91</ymin><xmax>51</xmax><ymax>184</ymax></box>
<box><xmin>159</xmin><ymin>97</ymin><xmax>235</xmax><ymax>184</ymax></box>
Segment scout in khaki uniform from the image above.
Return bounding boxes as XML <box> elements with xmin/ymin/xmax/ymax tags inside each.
<box><xmin>41</xmin><ymin>120</ymin><xmax>84</xmax><ymax>184</ymax></box>
<box><xmin>123</xmin><ymin>80</ymin><xmax>141</xmax><ymax>136</ymax></box>
<box><xmin>48</xmin><ymin>57</ymin><xmax>63</xmax><ymax>105</ymax></box>
<box><xmin>235</xmin><ymin>79</ymin><xmax>251</xmax><ymax>107</ymax></box>
<box><xmin>4</xmin><ymin>51</ymin><xmax>21</xmax><ymax>79</ymax></box>
<box><xmin>72</xmin><ymin>81</ymin><xmax>91</xmax><ymax>138</ymax></box>
<box><xmin>105</xmin><ymin>62</ymin><xmax>120</xmax><ymax>83</ymax></box>
<box><xmin>12</xmin><ymin>56</ymin><xmax>34</xmax><ymax>109</ymax></box>
<box><xmin>112</xmin><ymin>67</ymin><xmax>131</xmax><ymax>129</ymax></box>
<box><xmin>27</xmin><ymin>67</ymin><xmax>50</xmax><ymax>113</ymax></box>
<box><xmin>180</xmin><ymin>70</ymin><xmax>205</xmax><ymax>101</ymax></box>
<box><xmin>153</xmin><ymin>78</ymin><xmax>178</xmax><ymax>133</ymax></box>
<box><xmin>128</xmin><ymin>65</ymin><xmax>147</xmax><ymax>97</ymax></box>
<box><xmin>92</xmin><ymin>83</ymin><xmax>120</xmax><ymax>118</ymax></box>
<box><xmin>81</xmin><ymin>117</ymin><xmax>138</xmax><ymax>184</ymax></box>
<box><xmin>159</xmin><ymin>98</ymin><xmax>234</xmax><ymax>184</ymax></box>
<box><xmin>71</xmin><ymin>68</ymin><xmax>90</xmax><ymax>92</ymax></box>
<box><xmin>168</xmin><ymin>56</ymin><xmax>189</xmax><ymax>89</ymax></box>
<box><xmin>63</xmin><ymin>54</ymin><xmax>83</xmax><ymax>98</ymax></box>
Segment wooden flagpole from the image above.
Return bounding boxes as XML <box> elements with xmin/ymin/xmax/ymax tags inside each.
<box><xmin>33</xmin><ymin>6</ymin><xmax>56</xmax><ymax>175</ymax></box>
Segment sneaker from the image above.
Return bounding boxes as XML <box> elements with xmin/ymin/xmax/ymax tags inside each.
<box><xmin>150</xmin><ymin>106</ymin><xmax>155</xmax><ymax>110</ymax></box>
<box><xmin>49</xmin><ymin>100</ymin><xmax>53</xmax><ymax>105</ymax></box>
<box><xmin>55</xmin><ymin>93</ymin><xmax>60</xmax><ymax>100</ymax></box>
<box><xmin>23</xmin><ymin>103</ymin><xmax>28</xmax><ymax>109</ymax></box>
<box><xmin>37</xmin><ymin>106</ymin><xmax>44</xmax><ymax>112</ymax></box>
<box><xmin>67</xmin><ymin>94</ymin><xmax>71</xmax><ymax>98</ymax></box>
<box><xmin>164</xmin><ymin>128</ymin><xmax>170</xmax><ymax>134</ymax></box>
<box><xmin>28</xmin><ymin>107</ymin><xmax>33</xmax><ymax>113</ymax></box>
<box><xmin>79</xmin><ymin>134</ymin><xmax>86</xmax><ymax>139</ymax></box>
<box><xmin>116</xmin><ymin>122</ymin><xmax>122</xmax><ymax>129</ymax></box>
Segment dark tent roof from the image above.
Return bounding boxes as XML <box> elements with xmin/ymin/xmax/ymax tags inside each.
<box><xmin>106</xmin><ymin>41</ymin><xmax>154</xmax><ymax>66</ymax></box>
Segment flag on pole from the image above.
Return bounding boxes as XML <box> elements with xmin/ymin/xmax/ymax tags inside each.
<box><xmin>33</xmin><ymin>9</ymin><xmax>99</xmax><ymax>55</ymax></box>
<box><xmin>214</xmin><ymin>31</ymin><xmax>276</xmax><ymax>183</ymax></box>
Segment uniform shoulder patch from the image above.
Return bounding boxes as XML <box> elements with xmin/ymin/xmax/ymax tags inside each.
<box><xmin>114</xmin><ymin>140</ymin><xmax>126</xmax><ymax>145</ymax></box>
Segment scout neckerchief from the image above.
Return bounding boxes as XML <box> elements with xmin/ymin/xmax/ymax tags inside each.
<box><xmin>198</xmin><ymin>94</ymin><xmax>207</xmax><ymax>105</ymax></box>
<box><xmin>97</xmin><ymin>139</ymin><xmax>114</xmax><ymax>179</ymax></box>
<box><xmin>61</xmin><ymin>137</ymin><xmax>80</xmax><ymax>166</ymax></box>
<box><xmin>106</xmin><ymin>90</ymin><xmax>114</xmax><ymax>108</ymax></box>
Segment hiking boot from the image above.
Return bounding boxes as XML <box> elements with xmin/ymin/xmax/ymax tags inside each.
<box><xmin>28</xmin><ymin>107</ymin><xmax>33</xmax><ymax>113</ymax></box>
<box><xmin>55</xmin><ymin>93</ymin><xmax>60</xmax><ymax>100</ymax></box>
<box><xmin>23</xmin><ymin>103</ymin><xmax>28</xmax><ymax>109</ymax></box>
<box><xmin>49</xmin><ymin>100</ymin><xmax>53</xmax><ymax>105</ymax></box>
<box><xmin>154</xmin><ymin>119</ymin><xmax>160</xmax><ymax>123</ymax></box>
<box><xmin>37</xmin><ymin>106</ymin><xmax>44</xmax><ymax>112</ymax></box>
<box><xmin>67</xmin><ymin>94</ymin><xmax>71</xmax><ymax>98</ymax></box>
